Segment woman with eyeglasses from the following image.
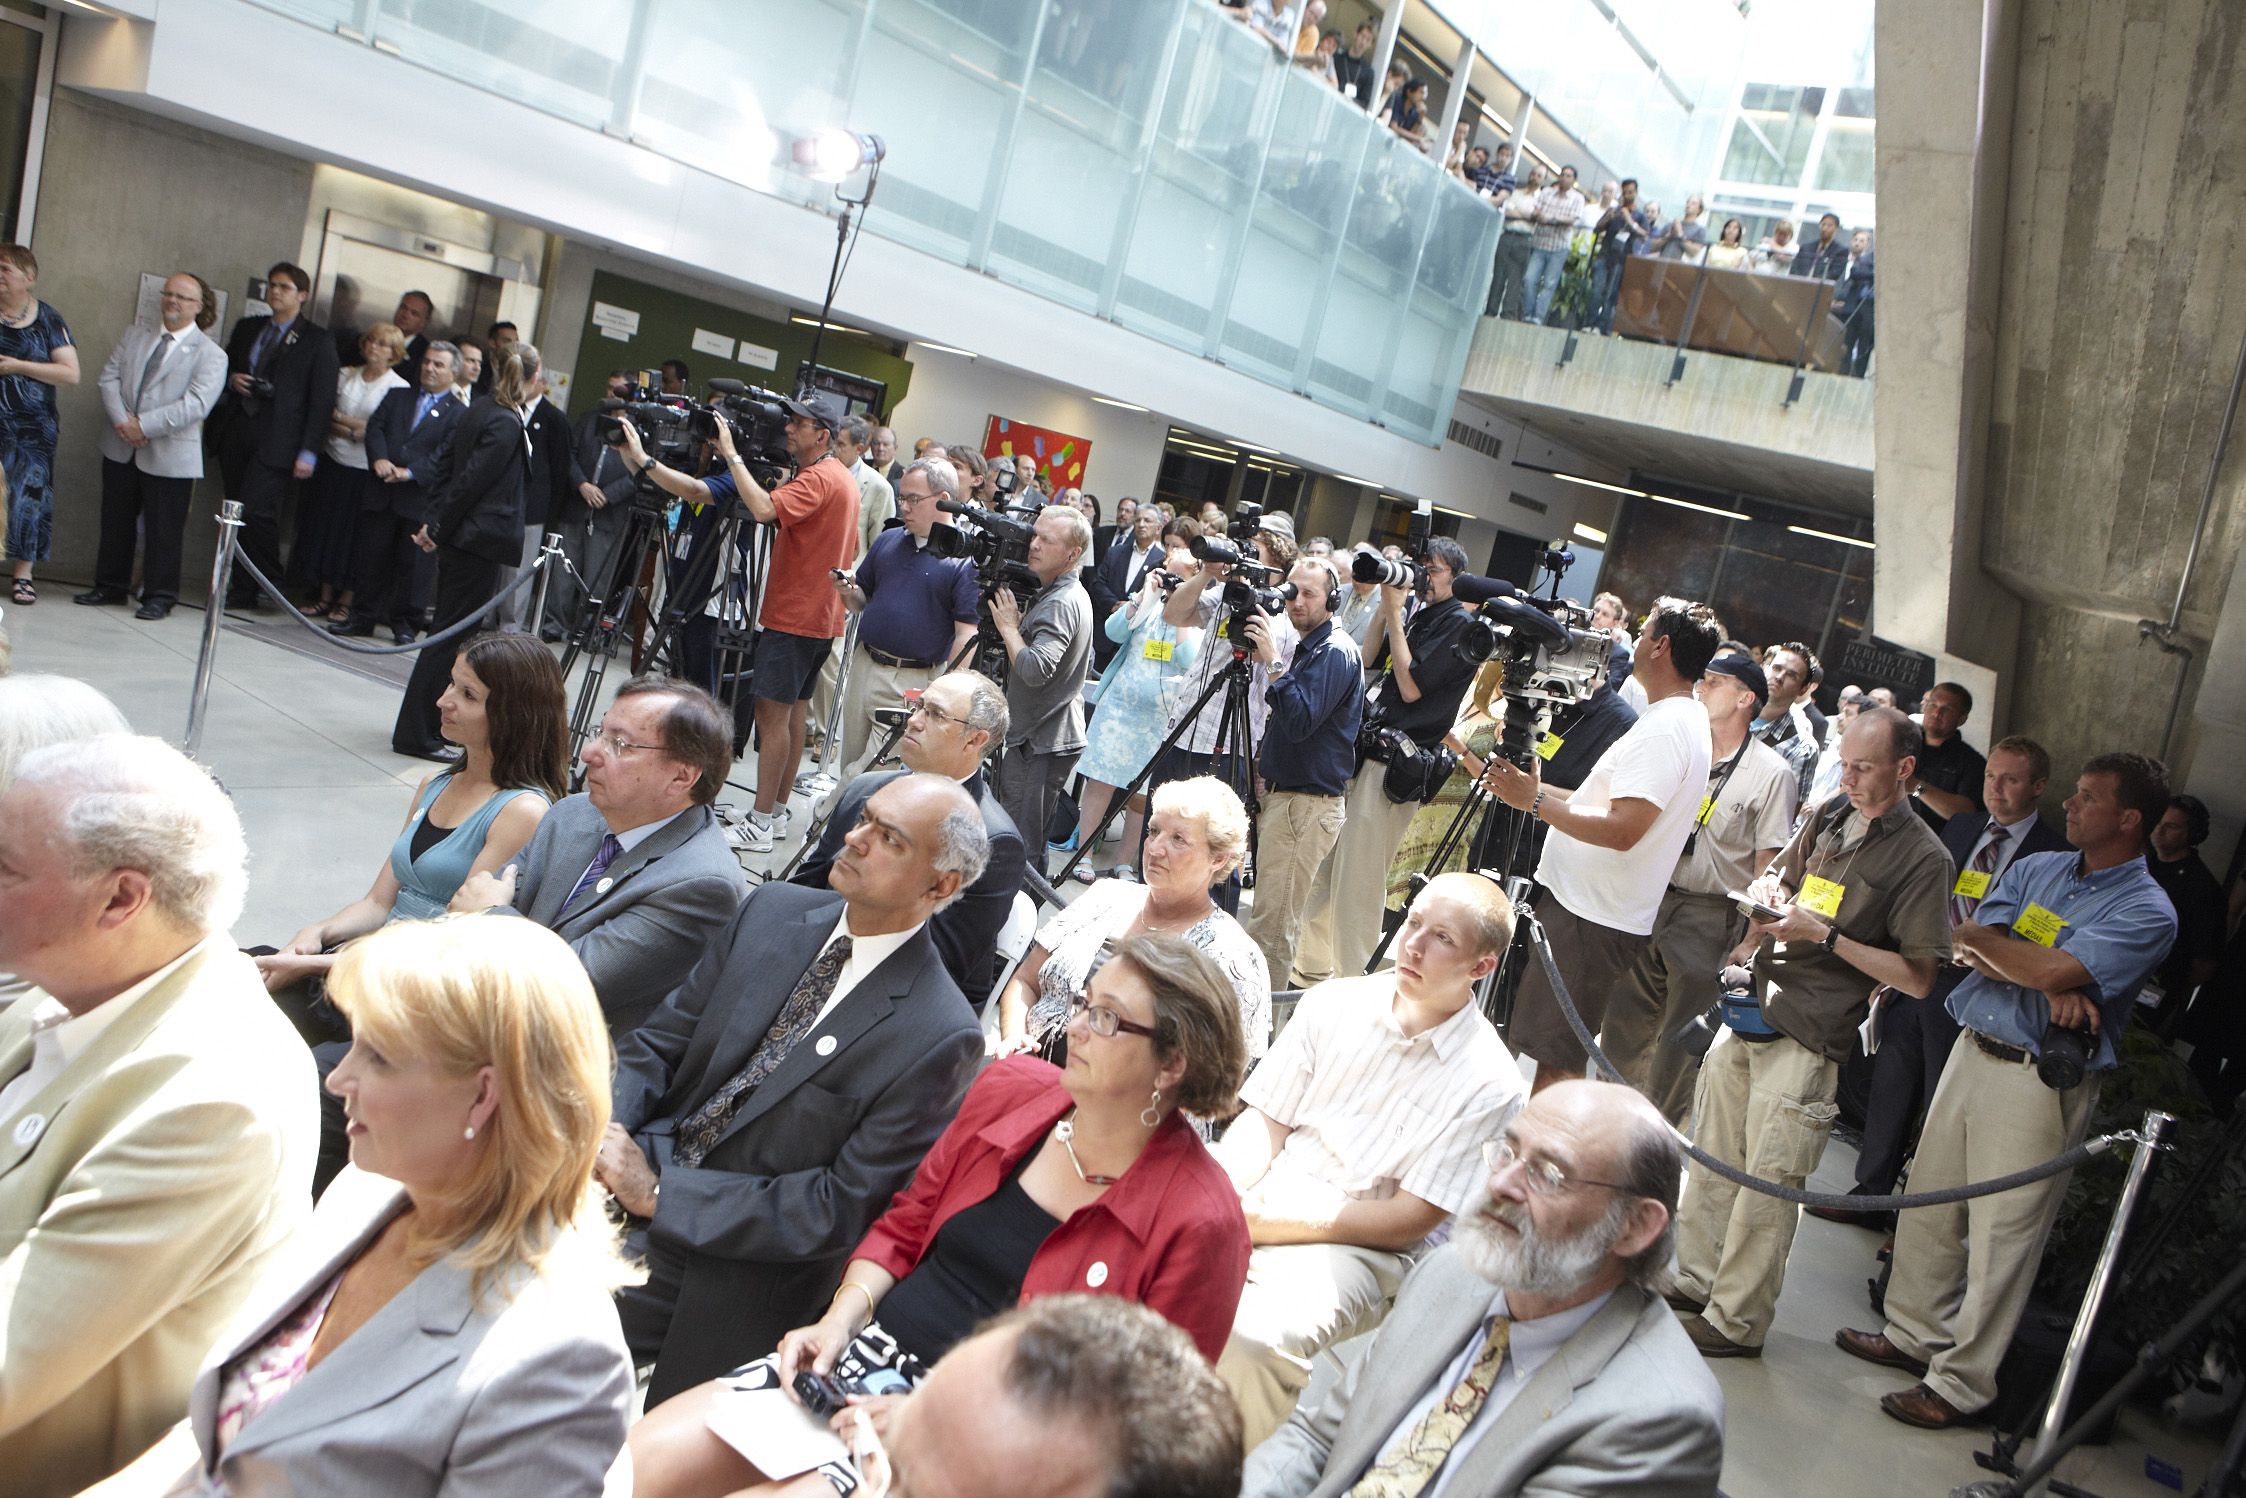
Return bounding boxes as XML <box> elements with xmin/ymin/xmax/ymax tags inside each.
<box><xmin>998</xmin><ymin>776</ymin><xmax>1271</xmax><ymax>1069</ymax></box>
<box><xmin>625</xmin><ymin>933</ymin><xmax>1252</xmax><ymax>1498</ymax></box>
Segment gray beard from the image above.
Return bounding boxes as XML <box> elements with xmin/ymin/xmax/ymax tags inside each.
<box><xmin>1453</xmin><ymin>1187</ymin><xmax>1619</xmax><ymax>1298</ymax></box>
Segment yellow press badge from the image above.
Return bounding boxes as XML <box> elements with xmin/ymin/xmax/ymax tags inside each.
<box><xmin>1142</xmin><ymin>638</ymin><xmax>1174</xmax><ymax>662</ymax></box>
<box><xmin>1954</xmin><ymin>868</ymin><xmax>1991</xmax><ymax>900</ymax></box>
<box><xmin>1535</xmin><ymin>732</ymin><xmax>1562</xmax><ymax>761</ymax></box>
<box><xmin>2015</xmin><ymin>903</ymin><xmax>2068</xmax><ymax>947</ymax></box>
<box><xmin>1797</xmin><ymin>876</ymin><xmax>1845</xmax><ymax>918</ymax></box>
<box><xmin>1214</xmin><ymin>618</ymin><xmax>1230</xmax><ymax>639</ymax></box>
<box><xmin>1696</xmin><ymin>794</ymin><xmax>1716</xmax><ymax>826</ymax></box>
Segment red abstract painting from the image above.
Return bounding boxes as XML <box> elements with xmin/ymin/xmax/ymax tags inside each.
<box><xmin>984</xmin><ymin>417</ymin><xmax>1092</xmax><ymax>492</ymax></box>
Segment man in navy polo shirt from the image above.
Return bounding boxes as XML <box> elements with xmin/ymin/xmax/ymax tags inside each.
<box><xmin>829</xmin><ymin>456</ymin><xmax>980</xmax><ymax>783</ymax></box>
<box><xmin>1838</xmin><ymin>751</ymin><xmax>2178</xmax><ymax>1430</ymax></box>
<box><xmin>1241</xmin><ymin>555</ymin><xmax>1363</xmax><ymax>985</ymax></box>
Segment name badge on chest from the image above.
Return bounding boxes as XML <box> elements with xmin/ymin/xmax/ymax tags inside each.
<box><xmin>1797</xmin><ymin>875</ymin><xmax>1845</xmax><ymax>919</ymax></box>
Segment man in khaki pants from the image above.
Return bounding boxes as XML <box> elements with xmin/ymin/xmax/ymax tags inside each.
<box><xmin>1670</xmin><ymin>707</ymin><xmax>1953</xmax><ymax>1358</ymax></box>
<box><xmin>1241</xmin><ymin>556</ymin><xmax>1362</xmax><ymax>986</ymax></box>
<box><xmin>1839</xmin><ymin>752</ymin><xmax>2178</xmax><ymax>1428</ymax></box>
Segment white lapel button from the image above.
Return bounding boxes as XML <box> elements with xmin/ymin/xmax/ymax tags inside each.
<box><xmin>595</xmin><ymin>877</ymin><xmax>614</xmax><ymax>895</ymax></box>
<box><xmin>815</xmin><ymin>1035</ymin><xmax>838</xmax><ymax>1057</ymax></box>
<box><xmin>13</xmin><ymin>1113</ymin><xmax>44</xmax><ymax>1147</ymax></box>
<box><xmin>1086</xmin><ymin>1261</ymin><xmax>1109</xmax><ymax>1287</ymax></box>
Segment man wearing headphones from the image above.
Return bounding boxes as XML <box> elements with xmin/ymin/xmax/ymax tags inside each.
<box><xmin>1241</xmin><ymin>556</ymin><xmax>1364</xmax><ymax>986</ymax></box>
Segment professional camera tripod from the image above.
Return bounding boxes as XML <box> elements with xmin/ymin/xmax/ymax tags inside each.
<box><xmin>557</xmin><ymin>471</ymin><xmax>772</xmax><ymax>774</ymax></box>
<box><xmin>1051</xmin><ymin>624</ymin><xmax>1263</xmax><ymax>891</ymax></box>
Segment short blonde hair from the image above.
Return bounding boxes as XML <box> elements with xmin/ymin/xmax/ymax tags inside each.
<box><xmin>328</xmin><ymin>916</ymin><xmax>636</xmax><ymax>1299</ymax></box>
<box><xmin>1151</xmin><ymin>776</ymin><xmax>1250</xmax><ymax>880</ymax></box>
<box><xmin>360</xmin><ymin>320</ymin><xmax>409</xmax><ymax>367</ymax></box>
<box><xmin>1040</xmin><ymin>503</ymin><xmax>1093</xmax><ymax>564</ymax></box>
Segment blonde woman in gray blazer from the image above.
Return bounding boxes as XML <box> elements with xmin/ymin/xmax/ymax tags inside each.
<box><xmin>82</xmin><ymin>916</ymin><xmax>637</xmax><ymax>1498</ymax></box>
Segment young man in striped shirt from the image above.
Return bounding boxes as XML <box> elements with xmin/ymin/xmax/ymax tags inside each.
<box><xmin>1214</xmin><ymin>871</ymin><xmax>1531</xmax><ymax>1451</ymax></box>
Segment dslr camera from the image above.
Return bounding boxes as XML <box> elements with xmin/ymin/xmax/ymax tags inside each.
<box><xmin>2036</xmin><ymin>1023</ymin><xmax>2093</xmax><ymax>1090</ymax></box>
<box><xmin>237</xmin><ymin>374</ymin><xmax>278</xmax><ymax>418</ymax></box>
<box><xmin>1188</xmin><ymin>533</ymin><xmax>1294</xmax><ymax>636</ymax></box>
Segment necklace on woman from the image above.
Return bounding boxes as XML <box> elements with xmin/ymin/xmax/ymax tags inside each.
<box><xmin>1052</xmin><ymin>1110</ymin><xmax>1120</xmax><ymax>1186</ymax></box>
<box><xmin>1137</xmin><ymin>891</ymin><xmax>1207</xmax><ymax>935</ymax></box>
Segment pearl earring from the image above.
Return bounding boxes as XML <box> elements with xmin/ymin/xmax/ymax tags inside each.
<box><xmin>463</xmin><ymin>1125</ymin><xmax>476</xmax><ymax>1140</ymax></box>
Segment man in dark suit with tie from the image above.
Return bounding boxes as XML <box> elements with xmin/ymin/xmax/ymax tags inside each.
<box><xmin>208</xmin><ymin>262</ymin><xmax>339</xmax><ymax>611</ymax></box>
<box><xmin>337</xmin><ymin>342</ymin><xmax>465</xmax><ymax>643</ymax></box>
<box><xmin>449</xmin><ymin>676</ymin><xmax>748</xmax><ymax>1036</ymax></box>
<box><xmin>794</xmin><ymin>669</ymin><xmax>1025</xmax><ymax>1010</ymax></box>
<box><xmin>598</xmin><ymin>772</ymin><xmax>989</xmax><ymax>1404</ymax></box>
<box><xmin>554</xmin><ymin>370</ymin><xmax>637</xmax><ymax>640</ymax></box>
<box><xmin>1812</xmin><ymin>733</ymin><xmax>2072</xmax><ymax>1222</ymax></box>
<box><xmin>1091</xmin><ymin>500</ymin><xmax>1165</xmax><ymax>670</ymax></box>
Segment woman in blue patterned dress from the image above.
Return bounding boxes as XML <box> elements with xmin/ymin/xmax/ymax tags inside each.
<box><xmin>1070</xmin><ymin>536</ymin><xmax>1200</xmax><ymax>880</ymax></box>
<box><xmin>0</xmin><ymin>245</ymin><xmax>81</xmax><ymax>604</ymax></box>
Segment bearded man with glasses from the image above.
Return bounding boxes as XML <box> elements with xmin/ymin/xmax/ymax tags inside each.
<box><xmin>793</xmin><ymin>669</ymin><xmax>1027</xmax><ymax>1011</ymax></box>
<box><xmin>448</xmin><ymin>675</ymin><xmax>746</xmax><ymax>1034</ymax></box>
<box><xmin>1242</xmin><ymin>1079</ymin><xmax>1725</xmax><ymax>1498</ymax></box>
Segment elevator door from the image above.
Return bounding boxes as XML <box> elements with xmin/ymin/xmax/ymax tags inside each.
<box><xmin>311</xmin><ymin>211</ymin><xmax>530</xmax><ymax>361</ymax></box>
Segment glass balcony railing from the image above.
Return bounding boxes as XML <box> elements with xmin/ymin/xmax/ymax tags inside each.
<box><xmin>246</xmin><ymin>0</ymin><xmax>1500</xmax><ymax>446</ymax></box>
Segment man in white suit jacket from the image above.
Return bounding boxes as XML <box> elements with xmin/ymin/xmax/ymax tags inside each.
<box><xmin>76</xmin><ymin>272</ymin><xmax>231</xmax><ymax>620</ymax></box>
<box><xmin>1242</xmin><ymin>1081</ymin><xmax>1725</xmax><ymax>1498</ymax></box>
<box><xmin>0</xmin><ymin>736</ymin><xmax>317</xmax><ymax>1498</ymax></box>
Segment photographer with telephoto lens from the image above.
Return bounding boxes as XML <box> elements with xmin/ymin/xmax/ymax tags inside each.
<box><xmin>1289</xmin><ymin>534</ymin><xmax>1483</xmax><ymax>987</ymax></box>
<box><xmin>618</xmin><ymin>389</ymin><xmax>858</xmax><ymax>854</ymax></box>
<box><xmin>1838</xmin><ymin>752</ymin><xmax>2177</xmax><ymax>1430</ymax></box>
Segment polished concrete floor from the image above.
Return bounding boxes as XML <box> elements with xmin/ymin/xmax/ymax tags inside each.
<box><xmin>7</xmin><ymin>597</ymin><xmax>2226</xmax><ymax>1498</ymax></box>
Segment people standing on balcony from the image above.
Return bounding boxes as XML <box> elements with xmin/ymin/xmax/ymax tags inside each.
<box><xmin>1525</xmin><ymin>166</ymin><xmax>1588</xmax><ymax>326</ymax></box>
<box><xmin>1590</xmin><ymin>179</ymin><xmax>1654</xmax><ymax>334</ymax></box>
<box><xmin>1705</xmin><ymin>218</ymin><xmax>1751</xmax><ymax>270</ymax></box>
<box><xmin>1457</xmin><ymin>144</ymin><xmax>1505</xmax><ymax>196</ymax></box>
<box><xmin>1792</xmin><ymin>213</ymin><xmax>1850</xmax><ymax>280</ymax></box>
<box><xmin>1651</xmin><ymin>195</ymin><xmax>1712</xmax><ymax>263</ymax></box>
<box><xmin>1381</xmin><ymin>77</ymin><xmax>1431</xmax><ymax>152</ymax></box>
<box><xmin>209</xmin><ymin>261</ymin><xmax>334</xmax><ymax>614</ymax></box>
<box><xmin>1751</xmin><ymin>219</ymin><xmax>1798</xmax><ymax>274</ymax></box>
<box><xmin>1841</xmin><ymin>228</ymin><xmax>1876</xmax><ymax>376</ymax></box>
<box><xmin>1292</xmin><ymin>0</ymin><xmax>1327</xmax><ymax>63</ymax></box>
<box><xmin>1333</xmin><ymin>20</ymin><xmax>1378</xmax><ymax>107</ymax></box>
<box><xmin>1585</xmin><ymin>179</ymin><xmax>1619</xmax><ymax>230</ymax></box>
<box><xmin>1442</xmin><ymin>120</ymin><xmax>1476</xmax><ymax>176</ymax></box>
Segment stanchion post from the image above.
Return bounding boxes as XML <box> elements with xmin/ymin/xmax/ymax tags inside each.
<box><xmin>2024</xmin><ymin>1108</ymin><xmax>2174</xmax><ymax>1496</ymax></box>
<box><xmin>530</xmin><ymin>530</ymin><xmax>564</xmax><ymax>640</ymax></box>
<box><xmin>799</xmin><ymin>612</ymin><xmax>858</xmax><ymax>801</ymax></box>
<box><xmin>182</xmin><ymin>500</ymin><xmax>244</xmax><ymax>758</ymax></box>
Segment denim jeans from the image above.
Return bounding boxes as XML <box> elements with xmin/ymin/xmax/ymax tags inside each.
<box><xmin>1591</xmin><ymin>255</ymin><xmax>1627</xmax><ymax>333</ymax></box>
<box><xmin>1525</xmin><ymin>245</ymin><xmax>1568</xmax><ymax>325</ymax></box>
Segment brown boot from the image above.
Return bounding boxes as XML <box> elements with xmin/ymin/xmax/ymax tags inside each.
<box><xmin>1880</xmin><ymin>1383</ymin><xmax>1976</xmax><ymax>1429</ymax></box>
<box><xmin>1684</xmin><ymin>1315</ymin><xmax>1762</xmax><ymax>1359</ymax></box>
<box><xmin>1834</xmin><ymin>1328</ymin><xmax>1929</xmax><ymax>1375</ymax></box>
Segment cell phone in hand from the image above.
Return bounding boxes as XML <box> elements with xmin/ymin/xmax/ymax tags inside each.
<box><xmin>1728</xmin><ymin>890</ymin><xmax>1785</xmax><ymax>924</ymax></box>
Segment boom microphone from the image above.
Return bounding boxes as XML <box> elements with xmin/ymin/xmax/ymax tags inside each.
<box><xmin>1449</xmin><ymin>573</ymin><xmax>1522</xmax><ymax>606</ymax></box>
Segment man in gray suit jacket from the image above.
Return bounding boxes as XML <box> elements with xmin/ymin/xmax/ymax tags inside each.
<box><xmin>450</xmin><ymin>677</ymin><xmax>746</xmax><ymax>1036</ymax></box>
<box><xmin>598</xmin><ymin>773</ymin><xmax>989</xmax><ymax>1405</ymax></box>
<box><xmin>1243</xmin><ymin>1081</ymin><xmax>1724</xmax><ymax>1498</ymax></box>
<box><xmin>77</xmin><ymin>273</ymin><xmax>230</xmax><ymax>619</ymax></box>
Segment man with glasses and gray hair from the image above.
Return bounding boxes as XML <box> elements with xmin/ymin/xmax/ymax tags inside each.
<box><xmin>794</xmin><ymin>669</ymin><xmax>1027</xmax><ymax>1009</ymax></box>
<box><xmin>826</xmin><ymin>456</ymin><xmax>981</xmax><ymax>785</ymax></box>
<box><xmin>1242</xmin><ymin>1079</ymin><xmax>1724</xmax><ymax>1498</ymax></box>
<box><xmin>448</xmin><ymin>676</ymin><xmax>747</xmax><ymax>1036</ymax></box>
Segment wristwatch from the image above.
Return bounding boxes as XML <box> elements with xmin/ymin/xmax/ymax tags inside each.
<box><xmin>1818</xmin><ymin>924</ymin><xmax>1841</xmax><ymax>953</ymax></box>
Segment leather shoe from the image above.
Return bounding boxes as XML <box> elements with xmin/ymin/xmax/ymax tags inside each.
<box><xmin>538</xmin><ymin>623</ymin><xmax>565</xmax><ymax>644</ymax></box>
<box><xmin>1880</xmin><ymin>1383</ymin><xmax>1975</xmax><ymax>1429</ymax></box>
<box><xmin>391</xmin><ymin>625</ymin><xmax>416</xmax><ymax>646</ymax></box>
<box><xmin>73</xmin><ymin>587</ymin><xmax>128</xmax><ymax>606</ymax></box>
<box><xmin>134</xmin><ymin>599</ymin><xmax>172</xmax><ymax>620</ymax></box>
<box><xmin>329</xmin><ymin>617</ymin><xmax>376</xmax><ymax>638</ymax></box>
<box><xmin>1807</xmin><ymin>1202</ymin><xmax>1896</xmax><ymax>1231</ymax></box>
<box><xmin>1683</xmin><ymin>1316</ymin><xmax>1761</xmax><ymax>1359</ymax></box>
<box><xmin>1664</xmin><ymin>1289</ymin><xmax>1707</xmax><ymax>1317</ymax></box>
<box><xmin>1835</xmin><ymin>1328</ymin><xmax>1929</xmax><ymax>1375</ymax></box>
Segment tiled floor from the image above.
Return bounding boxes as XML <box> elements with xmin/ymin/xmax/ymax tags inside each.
<box><xmin>9</xmin><ymin>597</ymin><xmax>2228</xmax><ymax>1498</ymax></box>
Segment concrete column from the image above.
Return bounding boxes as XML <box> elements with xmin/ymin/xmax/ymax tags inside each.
<box><xmin>1434</xmin><ymin>33</ymin><xmax>1476</xmax><ymax>159</ymax></box>
<box><xmin>1868</xmin><ymin>0</ymin><xmax>2021</xmax><ymax>745</ymax></box>
<box><xmin>1368</xmin><ymin>1</ymin><xmax>1404</xmax><ymax>109</ymax></box>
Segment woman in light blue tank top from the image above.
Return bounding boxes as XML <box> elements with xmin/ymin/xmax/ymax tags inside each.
<box><xmin>256</xmin><ymin>635</ymin><xmax>569</xmax><ymax>991</ymax></box>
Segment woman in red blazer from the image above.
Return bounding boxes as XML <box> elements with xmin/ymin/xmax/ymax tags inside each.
<box><xmin>629</xmin><ymin>933</ymin><xmax>1253</xmax><ymax>1498</ymax></box>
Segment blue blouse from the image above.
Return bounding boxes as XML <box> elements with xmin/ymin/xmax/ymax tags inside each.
<box><xmin>387</xmin><ymin>774</ymin><xmax>544</xmax><ymax>922</ymax></box>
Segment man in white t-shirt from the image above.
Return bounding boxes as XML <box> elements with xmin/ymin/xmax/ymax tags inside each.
<box><xmin>1214</xmin><ymin>872</ymin><xmax>1529</xmax><ymax>1451</ymax></box>
<box><xmin>1486</xmin><ymin>598</ymin><xmax>1721</xmax><ymax>1089</ymax></box>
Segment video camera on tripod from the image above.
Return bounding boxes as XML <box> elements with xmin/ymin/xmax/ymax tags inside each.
<box><xmin>594</xmin><ymin>377</ymin><xmax>799</xmax><ymax>502</ymax></box>
<box><xmin>928</xmin><ymin>495</ymin><xmax>1045</xmax><ymax>595</ymax></box>
<box><xmin>1468</xmin><ymin>543</ymin><xmax>1613</xmax><ymax>770</ymax></box>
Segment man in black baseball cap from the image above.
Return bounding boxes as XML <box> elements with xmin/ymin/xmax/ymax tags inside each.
<box><xmin>1597</xmin><ymin>649</ymin><xmax>1803</xmax><ymax>1123</ymax></box>
<box><xmin>617</xmin><ymin>385</ymin><xmax>860</xmax><ymax>855</ymax></box>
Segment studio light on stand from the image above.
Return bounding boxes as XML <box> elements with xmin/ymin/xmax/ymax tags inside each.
<box><xmin>789</xmin><ymin>128</ymin><xmax>885</xmax><ymax>401</ymax></box>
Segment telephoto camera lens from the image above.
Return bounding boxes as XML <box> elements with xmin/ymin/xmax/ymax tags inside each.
<box><xmin>2036</xmin><ymin>1024</ymin><xmax>2092</xmax><ymax>1091</ymax></box>
<box><xmin>1351</xmin><ymin>551</ymin><xmax>1416</xmax><ymax>589</ymax></box>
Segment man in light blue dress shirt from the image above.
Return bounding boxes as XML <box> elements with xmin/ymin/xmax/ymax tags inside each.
<box><xmin>1837</xmin><ymin>751</ymin><xmax>2177</xmax><ymax>1430</ymax></box>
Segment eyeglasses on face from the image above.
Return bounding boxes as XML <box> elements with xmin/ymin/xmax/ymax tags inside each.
<box><xmin>1482</xmin><ymin>1136</ymin><xmax>1634</xmax><ymax>1197</ymax></box>
<box><xmin>1066</xmin><ymin>993</ymin><xmax>1161</xmax><ymax>1042</ymax></box>
<box><xmin>908</xmin><ymin>697</ymin><xmax>969</xmax><ymax>732</ymax></box>
<box><xmin>590</xmin><ymin>726</ymin><xmax>666</xmax><ymax>758</ymax></box>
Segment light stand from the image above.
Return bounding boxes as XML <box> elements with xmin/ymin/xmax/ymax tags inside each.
<box><xmin>791</xmin><ymin>129</ymin><xmax>886</xmax><ymax>402</ymax></box>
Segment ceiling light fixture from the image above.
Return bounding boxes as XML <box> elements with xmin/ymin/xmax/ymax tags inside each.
<box><xmin>793</xmin><ymin>315</ymin><xmax>873</xmax><ymax>337</ymax></box>
<box><xmin>1546</xmin><ymin>471</ymin><xmax>1643</xmax><ymax>499</ymax></box>
<box><xmin>1647</xmin><ymin>493</ymin><xmax>1742</xmax><ymax>520</ymax></box>
<box><xmin>908</xmin><ymin>339</ymin><xmax>978</xmax><ymax>358</ymax></box>
<box><xmin>1092</xmin><ymin>396</ymin><xmax>1149</xmax><ymax>411</ymax></box>
<box><xmin>1788</xmin><ymin>524</ymin><xmax>1875</xmax><ymax>549</ymax></box>
<box><xmin>1226</xmin><ymin>438</ymin><xmax>1281</xmax><ymax>454</ymax></box>
<box><xmin>1573</xmin><ymin>522</ymin><xmax>1608</xmax><ymax>543</ymax></box>
<box><xmin>1334</xmin><ymin>474</ymin><xmax>1380</xmax><ymax>487</ymax></box>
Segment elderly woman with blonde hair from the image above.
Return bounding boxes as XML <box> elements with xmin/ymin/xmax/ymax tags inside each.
<box><xmin>998</xmin><ymin>775</ymin><xmax>1270</xmax><ymax>1067</ymax></box>
<box><xmin>84</xmin><ymin>915</ymin><xmax>638</xmax><ymax>1498</ymax></box>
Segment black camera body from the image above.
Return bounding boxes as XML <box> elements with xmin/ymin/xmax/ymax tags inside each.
<box><xmin>930</xmin><ymin>497</ymin><xmax>1043</xmax><ymax>596</ymax></box>
<box><xmin>793</xmin><ymin>1365</ymin><xmax>915</xmax><ymax>1419</ymax></box>
<box><xmin>699</xmin><ymin>378</ymin><xmax>795</xmax><ymax>473</ymax></box>
<box><xmin>2037</xmin><ymin>1024</ymin><xmax>2093</xmax><ymax>1091</ymax></box>
<box><xmin>1187</xmin><ymin>534</ymin><xmax>1291</xmax><ymax>643</ymax></box>
<box><xmin>236</xmin><ymin>374</ymin><xmax>277</xmax><ymax>417</ymax></box>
